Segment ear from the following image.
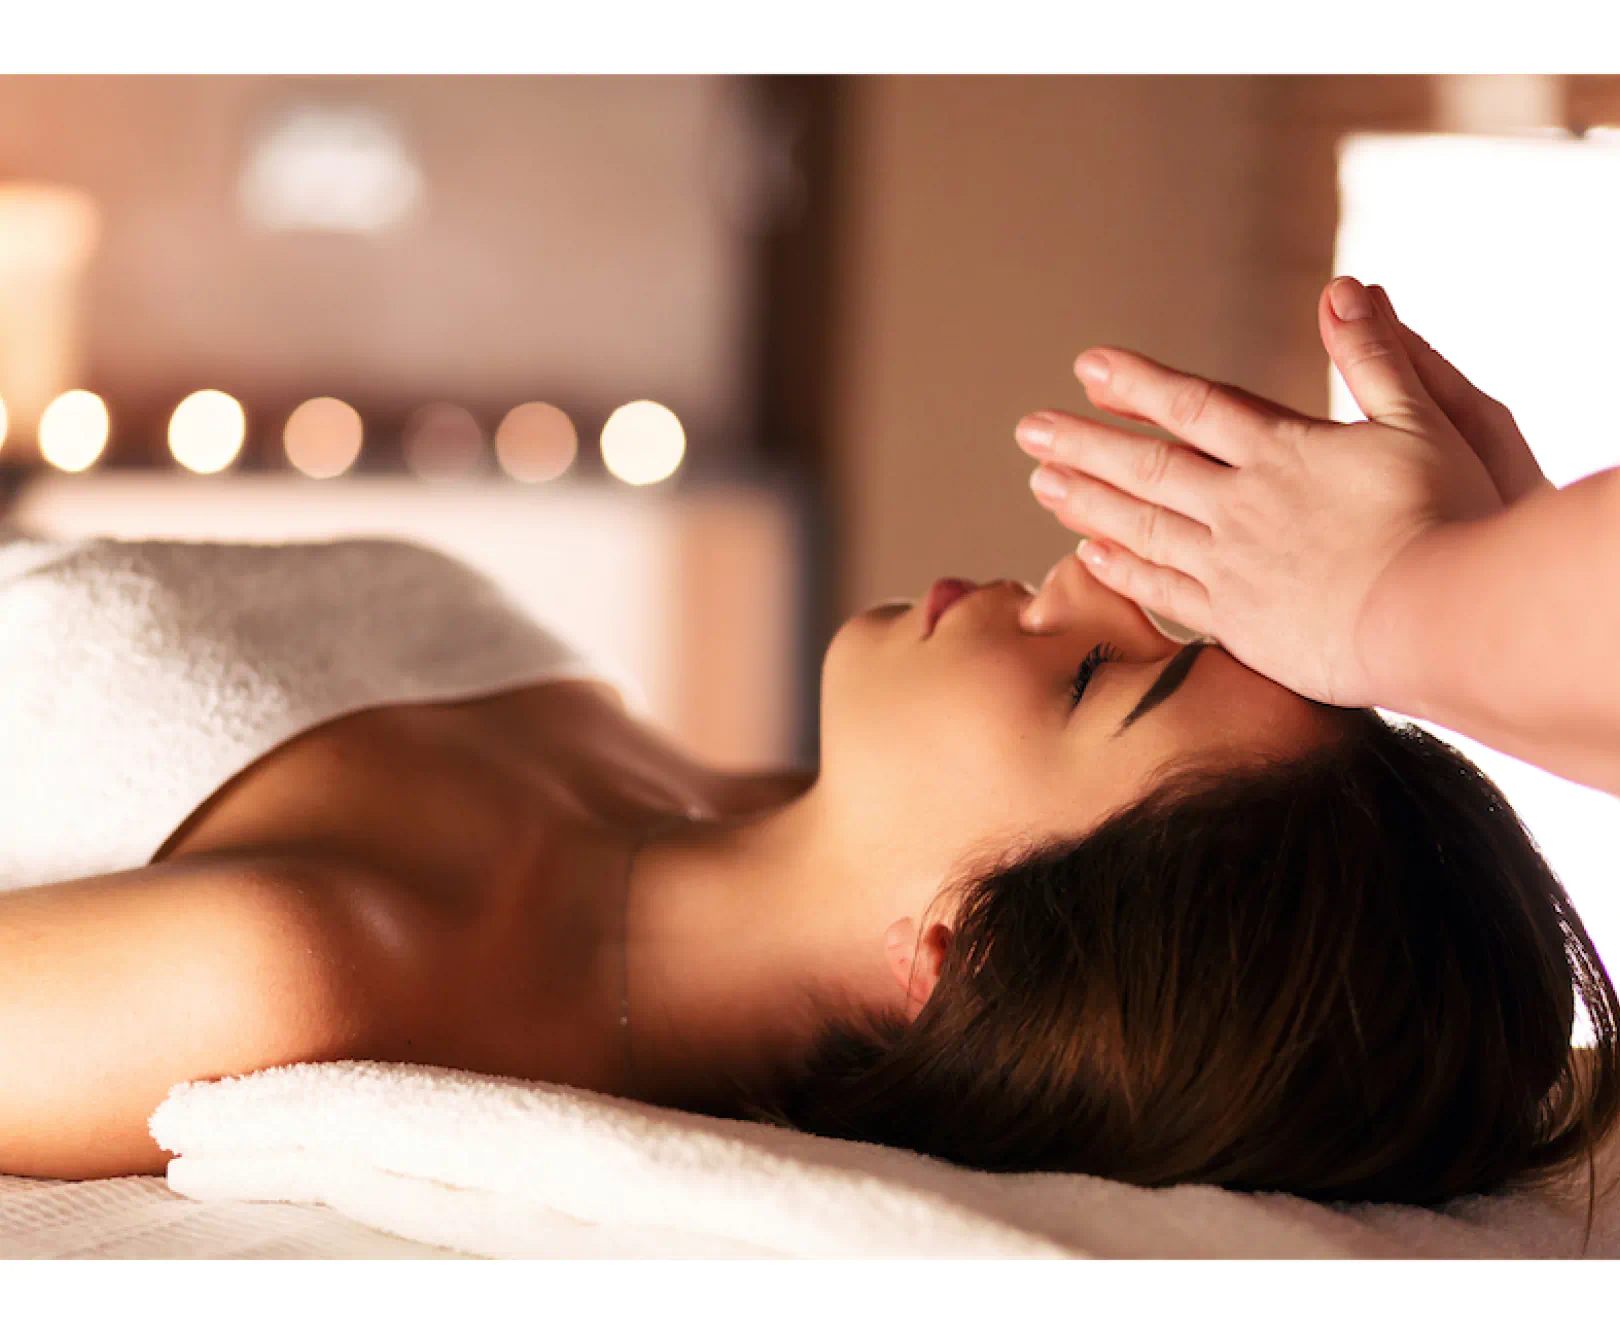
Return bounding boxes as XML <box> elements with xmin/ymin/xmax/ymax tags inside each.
<box><xmin>883</xmin><ymin>916</ymin><xmax>953</xmax><ymax>1021</ymax></box>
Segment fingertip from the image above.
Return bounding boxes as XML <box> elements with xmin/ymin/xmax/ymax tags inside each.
<box><xmin>1328</xmin><ymin>276</ymin><xmax>1374</xmax><ymax>323</ymax></box>
<box><xmin>1015</xmin><ymin>412</ymin><xmax>1057</xmax><ymax>451</ymax></box>
<box><xmin>1073</xmin><ymin>350</ymin><xmax>1112</xmax><ymax>387</ymax></box>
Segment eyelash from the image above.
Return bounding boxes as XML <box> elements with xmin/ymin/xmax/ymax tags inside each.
<box><xmin>1069</xmin><ymin>641</ymin><xmax>1123</xmax><ymax>709</ymax></box>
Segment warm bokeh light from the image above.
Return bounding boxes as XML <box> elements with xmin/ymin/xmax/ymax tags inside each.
<box><xmin>169</xmin><ymin>390</ymin><xmax>246</xmax><ymax>474</ymax></box>
<box><xmin>494</xmin><ymin>402</ymin><xmax>577</xmax><ymax>483</ymax></box>
<box><xmin>239</xmin><ymin>103</ymin><xmax>423</xmax><ymax>235</ymax></box>
<box><xmin>402</xmin><ymin>402</ymin><xmax>485</xmax><ymax>479</ymax></box>
<box><xmin>37</xmin><ymin>390</ymin><xmax>108</xmax><ymax>472</ymax></box>
<box><xmin>283</xmin><ymin>396</ymin><xmax>364</xmax><ymax>479</ymax></box>
<box><xmin>600</xmin><ymin>400</ymin><xmax>685</xmax><ymax>486</ymax></box>
<box><xmin>0</xmin><ymin>394</ymin><xmax>7</xmax><ymax>454</ymax></box>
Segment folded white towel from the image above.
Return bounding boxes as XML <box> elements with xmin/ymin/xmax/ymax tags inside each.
<box><xmin>148</xmin><ymin>1060</ymin><xmax>1620</xmax><ymax>1259</ymax></box>
<box><xmin>150</xmin><ymin>1062</ymin><xmax>1076</xmax><ymax>1258</ymax></box>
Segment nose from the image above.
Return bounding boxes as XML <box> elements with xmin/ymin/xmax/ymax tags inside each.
<box><xmin>1022</xmin><ymin>552</ymin><xmax>1214</xmax><ymax>646</ymax></box>
<box><xmin>1020</xmin><ymin>552</ymin><xmax>1102</xmax><ymax>634</ymax></box>
<box><xmin>1019</xmin><ymin>551</ymin><xmax>1183</xmax><ymax>644</ymax></box>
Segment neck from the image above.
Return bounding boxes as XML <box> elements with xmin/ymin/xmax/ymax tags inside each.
<box><xmin>611</xmin><ymin>782</ymin><xmax>892</xmax><ymax>1116</ymax></box>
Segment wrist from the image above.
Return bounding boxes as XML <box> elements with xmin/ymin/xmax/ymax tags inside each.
<box><xmin>1350</xmin><ymin>523</ymin><xmax>1459</xmax><ymax>719</ymax></box>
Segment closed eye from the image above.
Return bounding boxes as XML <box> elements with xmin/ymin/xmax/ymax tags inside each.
<box><xmin>1069</xmin><ymin>641</ymin><xmax>1123</xmax><ymax>710</ymax></box>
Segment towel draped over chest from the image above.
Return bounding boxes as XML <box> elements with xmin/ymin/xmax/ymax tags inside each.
<box><xmin>0</xmin><ymin>527</ymin><xmax>637</xmax><ymax>892</ymax></box>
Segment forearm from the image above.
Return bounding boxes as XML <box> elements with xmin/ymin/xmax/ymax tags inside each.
<box><xmin>1365</xmin><ymin>466</ymin><xmax>1620</xmax><ymax>795</ymax></box>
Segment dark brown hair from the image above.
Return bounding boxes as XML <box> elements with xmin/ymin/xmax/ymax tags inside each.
<box><xmin>744</xmin><ymin>711</ymin><xmax>1620</xmax><ymax>1237</ymax></box>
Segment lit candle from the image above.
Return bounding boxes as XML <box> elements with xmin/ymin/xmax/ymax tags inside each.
<box><xmin>0</xmin><ymin>183</ymin><xmax>100</xmax><ymax>457</ymax></box>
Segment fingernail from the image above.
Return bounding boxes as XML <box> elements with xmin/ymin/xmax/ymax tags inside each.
<box><xmin>1329</xmin><ymin>276</ymin><xmax>1373</xmax><ymax>322</ymax></box>
<box><xmin>1074</xmin><ymin>353</ymin><xmax>1111</xmax><ymax>386</ymax></box>
<box><xmin>1016</xmin><ymin>414</ymin><xmax>1055</xmax><ymax>451</ymax></box>
<box><xmin>1030</xmin><ymin>466</ymin><xmax>1069</xmax><ymax>503</ymax></box>
<box><xmin>1079</xmin><ymin>539</ymin><xmax>1109</xmax><ymax>568</ymax></box>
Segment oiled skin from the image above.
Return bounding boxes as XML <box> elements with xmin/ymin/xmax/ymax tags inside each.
<box><xmin>0</xmin><ymin>679</ymin><xmax>807</xmax><ymax>1179</ymax></box>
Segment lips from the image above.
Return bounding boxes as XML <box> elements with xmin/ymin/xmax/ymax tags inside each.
<box><xmin>923</xmin><ymin>577</ymin><xmax>979</xmax><ymax>635</ymax></box>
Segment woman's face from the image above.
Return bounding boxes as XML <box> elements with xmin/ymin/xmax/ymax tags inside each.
<box><xmin>818</xmin><ymin>552</ymin><xmax>1338</xmax><ymax>886</ymax></box>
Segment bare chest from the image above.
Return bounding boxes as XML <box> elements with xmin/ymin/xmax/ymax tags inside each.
<box><xmin>153</xmin><ymin>679</ymin><xmax>687</xmax><ymax>876</ymax></box>
<box><xmin>147</xmin><ymin>681</ymin><xmax>702</xmax><ymax>1087</ymax></box>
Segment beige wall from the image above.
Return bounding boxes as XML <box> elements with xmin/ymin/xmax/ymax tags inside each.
<box><xmin>0</xmin><ymin>75</ymin><xmax>759</xmax><ymax>450</ymax></box>
<box><xmin>819</xmin><ymin>76</ymin><xmax>1438</xmax><ymax>617</ymax></box>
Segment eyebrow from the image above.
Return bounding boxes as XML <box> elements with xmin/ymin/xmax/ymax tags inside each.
<box><xmin>1111</xmin><ymin>641</ymin><xmax>1211</xmax><ymax>739</ymax></box>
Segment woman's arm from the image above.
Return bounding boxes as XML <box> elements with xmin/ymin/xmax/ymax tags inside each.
<box><xmin>0</xmin><ymin>852</ymin><xmax>376</xmax><ymax>1179</ymax></box>
<box><xmin>1362</xmin><ymin>466</ymin><xmax>1620</xmax><ymax>795</ymax></box>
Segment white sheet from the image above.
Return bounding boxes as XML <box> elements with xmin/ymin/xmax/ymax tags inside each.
<box><xmin>0</xmin><ymin>1173</ymin><xmax>460</xmax><ymax>1259</ymax></box>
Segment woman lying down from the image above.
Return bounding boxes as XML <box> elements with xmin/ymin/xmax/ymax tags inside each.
<box><xmin>2</xmin><ymin>284</ymin><xmax>1617</xmax><ymax>1224</ymax></box>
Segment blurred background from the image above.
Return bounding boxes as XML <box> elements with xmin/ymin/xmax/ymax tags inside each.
<box><xmin>2</xmin><ymin>74</ymin><xmax>1618</xmax><ymax>970</ymax></box>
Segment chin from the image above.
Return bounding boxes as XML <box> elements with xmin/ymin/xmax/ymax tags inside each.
<box><xmin>817</xmin><ymin>613</ymin><xmax>889</xmax><ymax>759</ymax></box>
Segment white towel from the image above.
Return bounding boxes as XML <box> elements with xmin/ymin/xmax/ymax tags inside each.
<box><xmin>148</xmin><ymin>1060</ymin><xmax>1620</xmax><ymax>1259</ymax></box>
<box><xmin>0</xmin><ymin>530</ymin><xmax>640</xmax><ymax>891</ymax></box>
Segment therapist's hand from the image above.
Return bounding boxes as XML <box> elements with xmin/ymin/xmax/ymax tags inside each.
<box><xmin>1014</xmin><ymin>276</ymin><xmax>1526</xmax><ymax>708</ymax></box>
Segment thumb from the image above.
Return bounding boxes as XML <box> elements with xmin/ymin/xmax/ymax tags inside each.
<box><xmin>1371</xmin><ymin>284</ymin><xmax>1552</xmax><ymax>505</ymax></box>
<box><xmin>1319</xmin><ymin>275</ymin><xmax>1435</xmax><ymax>424</ymax></box>
<box><xmin>1371</xmin><ymin>285</ymin><xmax>1494</xmax><ymax>429</ymax></box>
